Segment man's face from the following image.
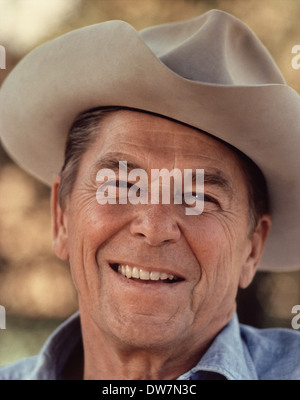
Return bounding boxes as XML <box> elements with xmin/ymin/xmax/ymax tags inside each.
<box><xmin>53</xmin><ymin>110</ymin><xmax>266</xmax><ymax>351</ymax></box>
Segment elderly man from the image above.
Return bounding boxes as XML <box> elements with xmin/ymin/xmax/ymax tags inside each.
<box><xmin>0</xmin><ymin>10</ymin><xmax>299</xmax><ymax>380</ymax></box>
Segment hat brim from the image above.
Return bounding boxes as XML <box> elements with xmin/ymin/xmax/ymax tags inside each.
<box><xmin>0</xmin><ymin>20</ymin><xmax>299</xmax><ymax>272</ymax></box>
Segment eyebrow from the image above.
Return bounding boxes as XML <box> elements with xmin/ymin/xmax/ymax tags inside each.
<box><xmin>201</xmin><ymin>172</ymin><xmax>233</xmax><ymax>193</ymax></box>
<box><xmin>92</xmin><ymin>154</ymin><xmax>233</xmax><ymax>194</ymax></box>
<box><xmin>92</xmin><ymin>155</ymin><xmax>141</xmax><ymax>174</ymax></box>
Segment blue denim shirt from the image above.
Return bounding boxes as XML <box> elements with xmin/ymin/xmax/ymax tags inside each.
<box><xmin>0</xmin><ymin>312</ymin><xmax>299</xmax><ymax>380</ymax></box>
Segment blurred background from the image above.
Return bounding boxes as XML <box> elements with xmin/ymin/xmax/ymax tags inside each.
<box><xmin>0</xmin><ymin>0</ymin><xmax>299</xmax><ymax>367</ymax></box>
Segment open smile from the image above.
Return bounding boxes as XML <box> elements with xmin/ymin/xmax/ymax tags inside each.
<box><xmin>109</xmin><ymin>263</ymin><xmax>184</xmax><ymax>283</ymax></box>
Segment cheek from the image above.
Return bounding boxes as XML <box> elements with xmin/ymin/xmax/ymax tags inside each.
<box><xmin>181</xmin><ymin>216</ymin><xmax>248</xmax><ymax>326</ymax></box>
<box><xmin>66</xmin><ymin>204</ymin><xmax>130</xmax><ymax>296</ymax></box>
<box><xmin>185</xmin><ymin>214</ymin><xmax>248</xmax><ymax>293</ymax></box>
<box><xmin>187</xmin><ymin>216</ymin><xmax>232</xmax><ymax>265</ymax></box>
<box><xmin>69</xmin><ymin>202</ymin><xmax>129</xmax><ymax>249</ymax></box>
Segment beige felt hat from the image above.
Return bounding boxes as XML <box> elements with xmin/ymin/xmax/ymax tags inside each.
<box><xmin>0</xmin><ymin>9</ymin><xmax>299</xmax><ymax>272</ymax></box>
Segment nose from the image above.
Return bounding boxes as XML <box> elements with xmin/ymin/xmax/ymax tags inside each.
<box><xmin>129</xmin><ymin>205</ymin><xmax>181</xmax><ymax>246</ymax></box>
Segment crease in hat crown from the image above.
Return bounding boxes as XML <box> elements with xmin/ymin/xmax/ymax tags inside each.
<box><xmin>0</xmin><ymin>9</ymin><xmax>299</xmax><ymax>272</ymax></box>
<box><xmin>139</xmin><ymin>9</ymin><xmax>285</xmax><ymax>85</ymax></box>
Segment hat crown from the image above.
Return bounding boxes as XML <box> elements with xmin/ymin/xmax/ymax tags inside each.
<box><xmin>140</xmin><ymin>9</ymin><xmax>285</xmax><ymax>85</ymax></box>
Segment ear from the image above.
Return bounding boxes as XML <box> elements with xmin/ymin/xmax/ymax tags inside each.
<box><xmin>239</xmin><ymin>215</ymin><xmax>272</xmax><ymax>289</ymax></box>
<box><xmin>51</xmin><ymin>176</ymin><xmax>69</xmax><ymax>260</ymax></box>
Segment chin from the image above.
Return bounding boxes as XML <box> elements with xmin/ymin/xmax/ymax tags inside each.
<box><xmin>107</xmin><ymin>313</ymin><xmax>188</xmax><ymax>351</ymax></box>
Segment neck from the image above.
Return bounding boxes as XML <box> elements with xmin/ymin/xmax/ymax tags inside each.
<box><xmin>83</xmin><ymin>340</ymin><xmax>208</xmax><ymax>380</ymax></box>
<box><xmin>79</xmin><ymin>311</ymin><xmax>215</xmax><ymax>380</ymax></box>
<box><xmin>84</xmin><ymin>340</ymin><xmax>204</xmax><ymax>380</ymax></box>
<box><xmin>75</xmin><ymin>300</ymin><xmax>236</xmax><ymax>380</ymax></box>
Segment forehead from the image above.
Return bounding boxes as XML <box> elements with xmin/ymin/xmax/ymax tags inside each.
<box><xmin>76</xmin><ymin>110</ymin><xmax>250</xmax><ymax>203</ymax></box>
<box><xmin>93</xmin><ymin>110</ymin><xmax>241</xmax><ymax>170</ymax></box>
<box><xmin>74</xmin><ymin>109</ymin><xmax>251</xmax><ymax>209</ymax></box>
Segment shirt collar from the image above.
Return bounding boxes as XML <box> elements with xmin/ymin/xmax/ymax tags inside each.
<box><xmin>32</xmin><ymin>311</ymin><xmax>82</xmax><ymax>380</ymax></box>
<box><xmin>178</xmin><ymin>313</ymin><xmax>258</xmax><ymax>380</ymax></box>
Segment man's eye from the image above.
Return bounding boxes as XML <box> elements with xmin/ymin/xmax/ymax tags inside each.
<box><xmin>97</xmin><ymin>180</ymin><xmax>132</xmax><ymax>198</ymax></box>
<box><xmin>115</xmin><ymin>180</ymin><xmax>132</xmax><ymax>189</ymax></box>
<box><xmin>183</xmin><ymin>193</ymin><xmax>220</xmax><ymax>207</ymax></box>
<box><xmin>203</xmin><ymin>194</ymin><xmax>220</xmax><ymax>206</ymax></box>
<box><xmin>102</xmin><ymin>180</ymin><xmax>133</xmax><ymax>190</ymax></box>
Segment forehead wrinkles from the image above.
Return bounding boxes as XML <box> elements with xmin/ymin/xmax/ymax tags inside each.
<box><xmin>92</xmin><ymin>110</ymin><xmax>247</xmax><ymax>187</ymax></box>
<box><xmin>99</xmin><ymin>110</ymin><xmax>196</xmax><ymax>145</ymax></box>
<box><xmin>99</xmin><ymin>114</ymin><xmax>225</xmax><ymax>162</ymax></box>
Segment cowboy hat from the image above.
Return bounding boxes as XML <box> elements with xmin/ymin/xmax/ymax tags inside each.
<box><xmin>0</xmin><ymin>9</ymin><xmax>299</xmax><ymax>272</ymax></box>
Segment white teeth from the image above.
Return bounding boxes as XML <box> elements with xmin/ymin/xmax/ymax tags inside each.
<box><xmin>132</xmin><ymin>266</ymin><xmax>139</xmax><ymax>278</ymax></box>
<box><xmin>125</xmin><ymin>265</ymin><xmax>132</xmax><ymax>279</ymax></box>
<box><xmin>121</xmin><ymin>265</ymin><xmax>126</xmax><ymax>276</ymax></box>
<box><xmin>150</xmin><ymin>271</ymin><xmax>160</xmax><ymax>281</ymax></box>
<box><xmin>140</xmin><ymin>269</ymin><xmax>150</xmax><ymax>280</ymax></box>
<box><xmin>160</xmin><ymin>272</ymin><xmax>169</xmax><ymax>280</ymax></box>
<box><xmin>116</xmin><ymin>264</ymin><xmax>179</xmax><ymax>282</ymax></box>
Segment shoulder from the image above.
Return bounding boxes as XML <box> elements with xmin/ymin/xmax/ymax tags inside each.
<box><xmin>0</xmin><ymin>356</ymin><xmax>39</xmax><ymax>380</ymax></box>
<box><xmin>0</xmin><ymin>312</ymin><xmax>82</xmax><ymax>380</ymax></box>
<box><xmin>240</xmin><ymin>323</ymin><xmax>300</xmax><ymax>380</ymax></box>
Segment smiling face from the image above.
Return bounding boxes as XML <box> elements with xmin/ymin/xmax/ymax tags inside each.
<box><xmin>52</xmin><ymin>110</ymin><xmax>270</xmax><ymax>357</ymax></box>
